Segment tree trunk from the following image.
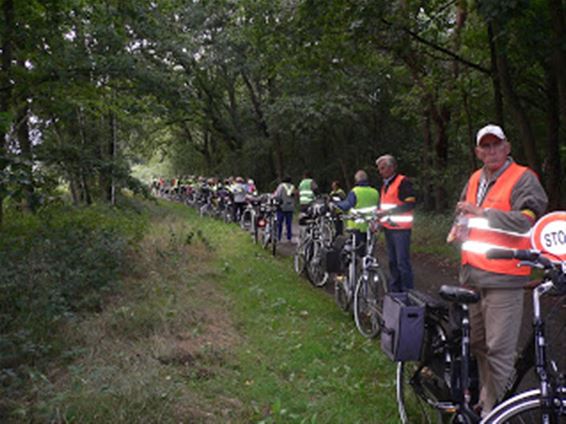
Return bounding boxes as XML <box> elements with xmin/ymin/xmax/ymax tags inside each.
<box><xmin>492</xmin><ymin>24</ymin><xmax>540</xmax><ymax>174</ymax></box>
<box><xmin>421</xmin><ymin>111</ymin><xmax>434</xmax><ymax>211</ymax></box>
<box><xmin>0</xmin><ymin>0</ymin><xmax>15</xmax><ymax>227</ymax></box>
<box><xmin>548</xmin><ymin>0</ymin><xmax>566</xmax><ymax>125</ymax></box>
<box><xmin>16</xmin><ymin>103</ymin><xmax>35</xmax><ymax>212</ymax></box>
<box><xmin>545</xmin><ymin>67</ymin><xmax>562</xmax><ymax>210</ymax></box>
<box><xmin>487</xmin><ymin>24</ymin><xmax>504</xmax><ymax>125</ymax></box>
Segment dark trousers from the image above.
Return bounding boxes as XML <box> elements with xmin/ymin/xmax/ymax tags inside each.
<box><xmin>277</xmin><ymin>210</ymin><xmax>293</xmax><ymax>241</ymax></box>
<box><xmin>384</xmin><ymin>229</ymin><xmax>414</xmax><ymax>292</ymax></box>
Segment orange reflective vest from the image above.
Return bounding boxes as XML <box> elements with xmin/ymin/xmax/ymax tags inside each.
<box><xmin>380</xmin><ymin>174</ymin><xmax>414</xmax><ymax>230</ymax></box>
<box><xmin>461</xmin><ymin>162</ymin><xmax>532</xmax><ymax>276</ymax></box>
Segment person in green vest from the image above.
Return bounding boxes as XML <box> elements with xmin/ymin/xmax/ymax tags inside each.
<box><xmin>333</xmin><ymin>170</ymin><xmax>379</xmax><ymax>249</ymax></box>
<box><xmin>329</xmin><ymin>180</ymin><xmax>346</xmax><ymax>201</ymax></box>
<box><xmin>298</xmin><ymin>171</ymin><xmax>319</xmax><ymax>212</ymax></box>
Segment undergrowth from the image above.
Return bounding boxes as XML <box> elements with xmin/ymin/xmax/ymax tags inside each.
<box><xmin>1</xmin><ymin>199</ymin><xmax>407</xmax><ymax>422</ymax></box>
<box><xmin>0</xmin><ymin>201</ymin><xmax>148</xmax><ymax>419</ymax></box>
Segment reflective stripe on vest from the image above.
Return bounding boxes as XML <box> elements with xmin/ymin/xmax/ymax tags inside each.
<box><xmin>380</xmin><ymin>175</ymin><xmax>413</xmax><ymax>229</ymax></box>
<box><xmin>299</xmin><ymin>179</ymin><xmax>314</xmax><ymax>205</ymax></box>
<box><xmin>347</xmin><ymin>186</ymin><xmax>379</xmax><ymax>232</ymax></box>
<box><xmin>461</xmin><ymin>162</ymin><xmax>531</xmax><ymax>276</ymax></box>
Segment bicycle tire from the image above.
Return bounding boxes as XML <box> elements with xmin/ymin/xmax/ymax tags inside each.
<box><xmin>396</xmin><ymin>361</ymin><xmax>445</xmax><ymax>424</ymax></box>
<box><xmin>253</xmin><ymin>218</ymin><xmax>259</xmax><ymax>244</ymax></box>
<box><xmin>306</xmin><ymin>240</ymin><xmax>329</xmax><ymax>287</ymax></box>
<box><xmin>293</xmin><ymin>239</ymin><xmax>309</xmax><ymax>275</ymax></box>
<box><xmin>335</xmin><ymin>278</ymin><xmax>350</xmax><ymax>312</ymax></box>
<box><xmin>483</xmin><ymin>387</ymin><xmax>566</xmax><ymax>423</ymax></box>
<box><xmin>271</xmin><ymin>216</ymin><xmax>277</xmax><ymax>256</ymax></box>
<box><xmin>240</xmin><ymin>210</ymin><xmax>251</xmax><ymax>230</ymax></box>
<box><xmin>262</xmin><ymin>222</ymin><xmax>271</xmax><ymax>250</ymax></box>
<box><xmin>320</xmin><ymin>219</ymin><xmax>335</xmax><ymax>247</ymax></box>
<box><xmin>353</xmin><ymin>269</ymin><xmax>386</xmax><ymax>338</ymax></box>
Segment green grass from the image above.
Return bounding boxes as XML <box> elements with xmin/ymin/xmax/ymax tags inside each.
<box><xmin>412</xmin><ymin>210</ymin><xmax>460</xmax><ymax>262</ymax></box>
<box><xmin>3</xmin><ymin>200</ymin><xmax>402</xmax><ymax>423</ymax></box>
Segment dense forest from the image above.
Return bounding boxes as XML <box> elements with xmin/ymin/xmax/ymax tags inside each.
<box><xmin>2</xmin><ymin>0</ymin><xmax>565</xmax><ymax>224</ymax></box>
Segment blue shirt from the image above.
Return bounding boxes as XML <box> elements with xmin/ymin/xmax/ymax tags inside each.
<box><xmin>336</xmin><ymin>181</ymin><xmax>370</xmax><ymax>211</ymax></box>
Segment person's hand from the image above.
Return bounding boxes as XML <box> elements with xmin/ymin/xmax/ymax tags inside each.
<box><xmin>375</xmin><ymin>209</ymin><xmax>387</xmax><ymax>219</ymax></box>
<box><xmin>456</xmin><ymin>201</ymin><xmax>484</xmax><ymax>217</ymax></box>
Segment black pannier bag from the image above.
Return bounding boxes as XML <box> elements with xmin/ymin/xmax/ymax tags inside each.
<box><xmin>381</xmin><ymin>292</ymin><xmax>425</xmax><ymax>361</ymax></box>
<box><xmin>321</xmin><ymin>248</ymin><xmax>343</xmax><ymax>273</ymax></box>
<box><xmin>322</xmin><ymin>235</ymin><xmax>347</xmax><ymax>273</ymax></box>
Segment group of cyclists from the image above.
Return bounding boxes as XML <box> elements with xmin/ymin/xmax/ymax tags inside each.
<box><xmin>151</xmin><ymin>124</ymin><xmax>565</xmax><ymax>423</ymax></box>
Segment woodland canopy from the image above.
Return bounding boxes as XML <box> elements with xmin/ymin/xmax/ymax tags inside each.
<box><xmin>2</xmin><ymin>0</ymin><xmax>565</xmax><ymax>224</ymax></box>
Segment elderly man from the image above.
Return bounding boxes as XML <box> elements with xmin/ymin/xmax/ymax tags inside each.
<box><xmin>375</xmin><ymin>154</ymin><xmax>416</xmax><ymax>292</ymax></box>
<box><xmin>454</xmin><ymin>124</ymin><xmax>548</xmax><ymax>416</ymax></box>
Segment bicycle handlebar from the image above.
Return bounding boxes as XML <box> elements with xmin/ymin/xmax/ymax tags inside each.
<box><xmin>486</xmin><ymin>248</ymin><xmax>566</xmax><ymax>293</ymax></box>
<box><xmin>486</xmin><ymin>248</ymin><xmax>554</xmax><ymax>268</ymax></box>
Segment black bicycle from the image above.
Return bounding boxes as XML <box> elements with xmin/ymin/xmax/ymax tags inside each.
<box><xmin>482</xmin><ymin>248</ymin><xmax>565</xmax><ymax>423</ymax></box>
<box><xmin>259</xmin><ymin>196</ymin><xmax>279</xmax><ymax>256</ymax></box>
<box><xmin>293</xmin><ymin>201</ymin><xmax>330</xmax><ymax>287</ymax></box>
<box><xmin>396</xmin><ymin>248</ymin><xmax>566</xmax><ymax>423</ymax></box>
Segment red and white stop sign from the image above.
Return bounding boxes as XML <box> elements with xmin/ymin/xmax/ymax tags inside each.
<box><xmin>530</xmin><ymin>211</ymin><xmax>566</xmax><ymax>261</ymax></box>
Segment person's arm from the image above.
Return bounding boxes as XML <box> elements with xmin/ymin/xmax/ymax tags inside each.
<box><xmin>380</xmin><ymin>178</ymin><xmax>415</xmax><ymax>215</ymax></box>
<box><xmin>335</xmin><ymin>191</ymin><xmax>356</xmax><ymax>211</ymax></box>
<box><xmin>312</xmin><ymin>180</ymin><xmax>319</xmax><ymax>195</ymax></box>
<box><xmin>487</xmin><ymin>170</ymin><xmax>548</xmax><ymax>233</ymax></box>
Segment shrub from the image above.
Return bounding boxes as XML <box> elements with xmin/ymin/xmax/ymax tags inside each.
<box><xmin>0</xmin><ymin>204</ymin><xmax>148</xmax><ymax>372</ymax></box>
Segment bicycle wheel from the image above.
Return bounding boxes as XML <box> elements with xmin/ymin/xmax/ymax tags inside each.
<box><xmin>320</xmin><ymin>219</ymin><xmax>335</xmax><ymax>247</ymax></box>
<box><xmin>252</xmin><ymin>217</ymin><xmax>259</xmax><ymax>244</ymax></box>
<box><xmin>240</xmin><ymin>210</ymin><xmax>251</xmax><ymax>230</ymax></box>
<box><xmin>293</xmin><ymin>239</ymin><xmax>309</xmax><ymax>275</ymax></box>
<box><xmin>334</xmin><ymin>276</ymin><xmax>350</xmax><ymax>312</ymax></box>
<box><xmin>353</xmin><ymin>270</ymin><xmax>383</xmax><ymax>338</ymax></box>
<box><xmin>262</xmin><ymin>221</ymin><xmax>271</xmax><ymax>250</ymax></box>
<box><xmin>396</xmin><ymin>362</ymin><xmax>445</xmax><ymax>424</ymax></box>
<box><xmin>306</xmin><ymin>240</ymin><xmax>329</xmax><ymax>287</ymax></box>
<box><xmin>484</xmin><ymin>388</ymin><xmax>566</xmax><ymax>423</ymax></box>
<box><xmin>270</xmin><ymin>216</ymin><xmax>277</xmax><ymax>256</ymax></box>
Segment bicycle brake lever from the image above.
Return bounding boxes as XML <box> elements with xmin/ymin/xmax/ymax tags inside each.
<box><xmin>518</xmin><ymin>260</ymin><xmax>545</xmax><ymax>269</ymax></box>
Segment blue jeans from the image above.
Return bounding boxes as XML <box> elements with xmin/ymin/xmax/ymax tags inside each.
<box><xmin>277</xmin><ymin>210</ymin><xmax>293</xmax><ymax>241</ymax></box>
<box><xmin>384</xmin><ymin>229</ymin><xmax>414</xmax><ymax>292</ymax></box>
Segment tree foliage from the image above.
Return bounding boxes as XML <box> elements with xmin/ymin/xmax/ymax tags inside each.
<box><xmin>1</xmin><ymin>0</ymin><xmax>565</xmax><ymax>221</ymax></box>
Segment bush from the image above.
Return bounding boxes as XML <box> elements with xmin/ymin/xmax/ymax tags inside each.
<box><xmin>0</xmin><ymin>204</ymin><xmax>148</xmax><ymax>372</ymax></box>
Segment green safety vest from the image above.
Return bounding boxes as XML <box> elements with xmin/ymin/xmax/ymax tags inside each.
<box><xmin>299</xmin><ymin>179</ymin><xmax>315</xmax><ymax>205</ymax></box>
<box><xmin>347</xmin><ymin>185</ymin><xmax>379</xmax><ymax>232</ymax></box>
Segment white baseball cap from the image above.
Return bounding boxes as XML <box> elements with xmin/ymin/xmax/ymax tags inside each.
<box><xmin>476</xmin><ymin>124</ymin><xmax>506</xmax><ymax>146</ymax></box>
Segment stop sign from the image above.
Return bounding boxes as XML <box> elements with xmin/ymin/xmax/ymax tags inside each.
<box><xmin>530</xmin><ymin>211</ymin><xmax>566</xmax><ymax>261</ymax></box>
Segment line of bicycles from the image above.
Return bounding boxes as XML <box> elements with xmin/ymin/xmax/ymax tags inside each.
<box><xmin>165</xmin><ymin>187</ymin><xmax>566</xmax><ymax>423</ymax></box>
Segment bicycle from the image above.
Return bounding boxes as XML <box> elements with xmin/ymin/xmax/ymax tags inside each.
<box><xmin>352</xmin><ymin>220</ymin><xmax>388</xmax><ymax>338</ymax></box>
<box><xmin>481</xmin><ymin>248</ymin><xmax>566</xmax><ymax>423</ymax></box>
<box><xmin>240</xmin><ymin>195</ymin><xmax>261</xmax><ymax>243</ymax></box>
<box><xmin>293</xmin><ymin>201</ymin><xmax>330</xmax><ymax>287</ymax></box>
<box><xmin>259</xmin><ymin>196</ymin><xmax>279</xmax><ymax>256</ymax></box>
<box><xmin>395</xmin><ymin>248</ymin><xmax>566</xmax><ymax>424</ymax></box>
<box><xmin>334</xmin><ymin>208</ymin><xmax>388</xmax><ymax>325</ymax></box>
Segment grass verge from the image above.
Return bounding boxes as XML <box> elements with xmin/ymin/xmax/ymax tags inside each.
<box><xmin>9</xmin><ymin>200</ymin><xmax>400</xmax><ymax>423</ymax></box>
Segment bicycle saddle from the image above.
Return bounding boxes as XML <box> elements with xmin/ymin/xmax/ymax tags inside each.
<box><xmin>438</xmin><ymin>285</ymin><xmax>480</xmax><ymax>304</ymax></box>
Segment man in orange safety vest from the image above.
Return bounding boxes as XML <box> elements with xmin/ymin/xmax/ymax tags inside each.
<box><xmin>453</xmin><ymin>124</ymin><xmax>548</xmax><ymax>416</ymax></box>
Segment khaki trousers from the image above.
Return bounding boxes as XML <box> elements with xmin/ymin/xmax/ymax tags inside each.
<box><xmin>469</xmin><ymin>287</ymin><xmax>524</xmax><ymax>414</ymax></box>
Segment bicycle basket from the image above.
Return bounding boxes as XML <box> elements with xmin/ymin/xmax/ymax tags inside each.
<box><xmin>381</xmin><ymin>292</ymin><xmax>425</xmax><ymax>361</ymax></box>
